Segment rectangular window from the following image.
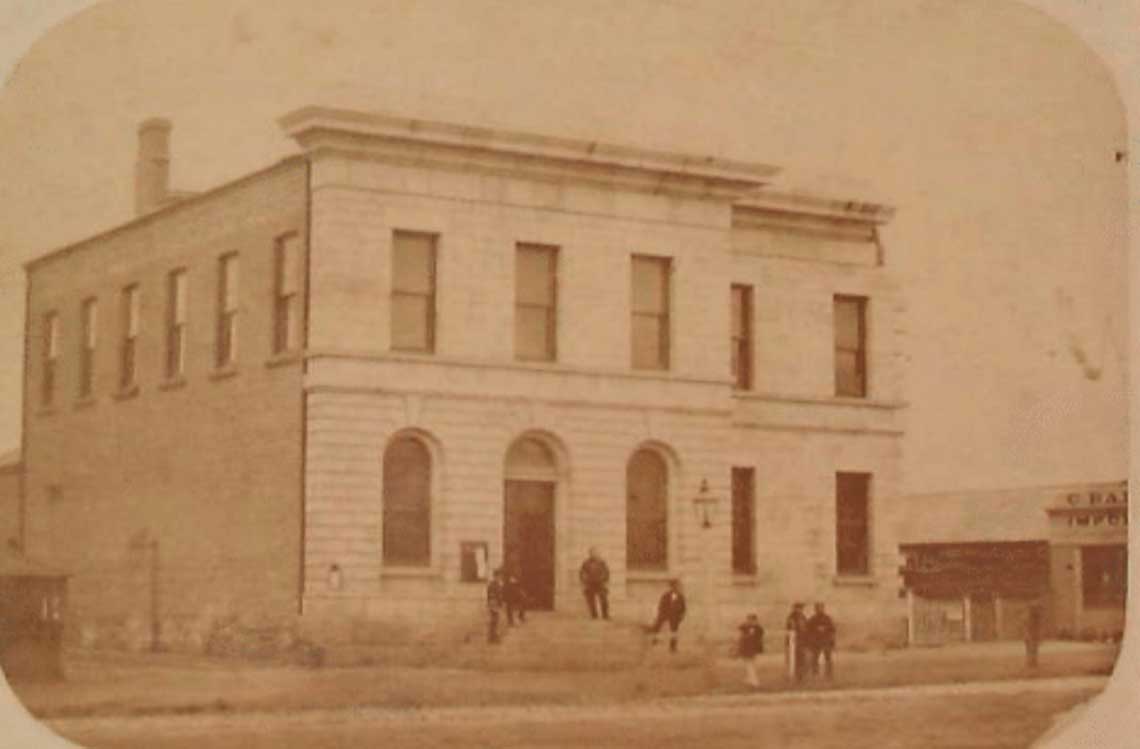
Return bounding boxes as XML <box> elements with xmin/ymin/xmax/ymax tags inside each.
<box><xmin>732</xmin><ymin>467</ymin><xmax>756</xmax><ymax>574</ymax></box>
<box><xmin>273</xmin><ymin>234</ymin><xmax>301</xmax><ymax>354</ymax></box>
<box><xmin>166</xmin><ymin>269</ymin><xmax>187</xmax><ymax>379</ymax></box>
<box><xmin>78</xmin><ymin>298</ymin><xmax>97</xmax><ymax>398</ymax></box>
<box><xmin>1081</xmin><ymin>545</ymin><xmax>1127</xmax><ymax>608</ymax></box>
<box><xmin>731</xmin><ymin>285</ymin><xmax>753</xmax><ymax>390</ymax></box>
<box><xmin>390</xmin><ymin>231</ymin><xmax>437</xmax><ymax>353</ymax></box>
<box><xmin>515</xmin><ymin>243</ymin><xmax>558</xmax><ymax>361</ymax></box>
<box><xmin>631</xmin><ymin>255</ymin><xmax>671</xmax><ymax>370</ymax></box>
<box><xmin>834</xmin><ymin>295</ymin><xmax>868</xmax><ymax>397</ymax></box>
<box><xmin>836</xmin><ymin>472</ymin><xmax>871</xmax><ymax>576</ymax></box>
<box><xmin>119</xmin><ymin>284</ymin><xmax>140</xmax><ymax>389</ymax></box>
<box><xmin>41</xmin><ymin>312</ymin><xmax>59</xmax><ymax>406</ymax></box>
<box><xmin>216</xmin><ymin>253</ymin><xmax>239</xmax><ymax>367</ymax></box>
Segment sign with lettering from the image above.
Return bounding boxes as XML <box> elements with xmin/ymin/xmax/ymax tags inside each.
<box><xmin>1047</xmin><ymin>483</ymin><xmax>1129</xmax><ymax>540</ymax></box>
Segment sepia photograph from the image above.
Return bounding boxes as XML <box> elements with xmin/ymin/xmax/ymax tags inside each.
<box><xmin>0</xmin><ymin>1</ymin><xmax>1135</xmax><ymax>747</ymax></box>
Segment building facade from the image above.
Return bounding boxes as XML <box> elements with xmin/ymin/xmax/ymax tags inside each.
<box><xmin>22</xmin><ymin>108</ymin><xmax>907</xmax><ymax>650</ymax></box>
<box><xmin>899</xmin><ymin>481</ymin><xmax>1127</xmax><ymax>645</ymax></box>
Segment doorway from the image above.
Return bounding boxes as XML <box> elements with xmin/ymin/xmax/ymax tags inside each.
<box><xmin>503</xmin><ymin>480</ymin><xmax>556</xmax><ymax>610</ymax></box>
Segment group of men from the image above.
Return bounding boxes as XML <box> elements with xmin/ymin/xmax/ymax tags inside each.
<box><xmin>784</xmin><ymin>601</ymin><xmax>837</xmax><ymax>680</ymax></box>
<box><xmin>485</xmin><ymin>547</ymin><xmax>839</xmax><ymax>688</ymax></box>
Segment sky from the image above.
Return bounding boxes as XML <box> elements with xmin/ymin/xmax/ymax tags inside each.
<box><xmin>0</xmin><ymin>0</ymin><xmax>1134</xmax><ymax>495</ymax></box>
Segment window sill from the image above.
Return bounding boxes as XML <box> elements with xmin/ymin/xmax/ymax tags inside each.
<box><xmin>159</xmin><ymin>377</ymin><xmax>187</xmax><ymax>392</ymax></box>
<box><xmin>209</xmin><ymin>365</ymin><xmax>239</xmax><ymax>382</ymax></box>
<box><xmin>113</xmin><ymin>385</ymin><xmax>140</xmax><ymax>402</ymax></box>
<box><xmin>732</xmin><ymin>574</ymin><xmax>761</xmax><ymax>586</ymax></box>
<box><xmin>733</xmin><ymin>392</ymin><xmax>906</xmax><ymax>410</ymax></box>
<box><xmin>833</xmin><ymin>575</ymin><xmax>878</xmax><ymax>587</ymax></box>
<box><xmin>265</xmin><ymin>351</ymin><xmax>302</xmax><ymax>369</ymax></box>
<box><xmin>73</xmin><ymin>397</ymin><xmax>97</xmax><ymax>411</ymax></box>
<box><xmin>380</xmin><ymin>565</ymin><xmax>441</xmax><ymax>579</ymax></box>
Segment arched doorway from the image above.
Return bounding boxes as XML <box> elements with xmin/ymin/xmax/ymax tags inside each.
<box><xmin>503</xmin><ymin>436</ymin><xmax>559</xmax><ymax>610</ymax></box>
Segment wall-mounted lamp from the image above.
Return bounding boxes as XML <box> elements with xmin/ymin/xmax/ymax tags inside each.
<box><xmin>692</xmin><ymin>479</ymin><xmax>718</xmax><ymax>529</ymax></box>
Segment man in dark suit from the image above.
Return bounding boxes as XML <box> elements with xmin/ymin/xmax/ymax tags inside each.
<box><xmin>578</xmin><ymin>547</ymin><xmax>611</xmax><ymax>620</ymax></box>
<box><xmin>785</xmin><ymin>602</ymin><xmax>808</xmax><ymax>681</ymax></box>
<box><xmin>648</xmin><ymin>578</ymin><xmax>687</xmax><ymax>652</ymax></box>
<box><xmin>805</xmin><ymin>602</ymin><xmax>836</xmax><ymax>678</ymax></box>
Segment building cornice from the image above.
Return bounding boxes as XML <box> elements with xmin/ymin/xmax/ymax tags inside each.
<box><xmin>280</xmin><ymin>106</ymin><xmax>779</xmax><ymax>200</ymax></box>
<box><xmin>736</xmin><ymin>190</ymin><xmax>895</xmax><ymax>225</ymax></box>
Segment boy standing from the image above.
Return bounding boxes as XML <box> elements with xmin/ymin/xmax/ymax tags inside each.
<box><xmin>737</xmin><ymin>613</ymin><xmax>766</xmax><ymax>688</ymax></box>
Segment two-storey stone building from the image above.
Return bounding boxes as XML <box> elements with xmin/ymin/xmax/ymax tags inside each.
<box><xmin>21</xmin><ymin>108</ymin><xmax>906</xmax><ymax>650</ymax></box>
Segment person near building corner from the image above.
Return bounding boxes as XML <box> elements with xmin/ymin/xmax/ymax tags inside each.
<box><xmin>1025</xmin><ymin>601</ymin><xmax>1043</xmax><ymax>668</ymax></box>
<box><xmin>579</xmin><ymin>547</ymin><xmax>611</xmax><ymax>620</ymax></box>
<box><xmin>737</xmin><ymin>613</ymin><xmax>766</xmax><ymax>688</ymax></box>
<box><xmin>486</xmin><ymin>568</ymin><xmax>506</xmax><ymax>644</ymax></box>
<box><xmin>648</xmin><ymin>578</ymin><xmax>687</xmax><ymax>652</ymax></box>
<box><xmin>503</xmin><ymin>566</ymin><xmax>527</xmax><ymax>626</ymax></box>
<box><xmin>805</xmin><ymin>602</ymin><xmax>836</xmax><ymax>679</ymax></box>
<box><xmin>785</xmin><ymin>602</ymin><xmax>808</xmax><ymax>681</ymax></box>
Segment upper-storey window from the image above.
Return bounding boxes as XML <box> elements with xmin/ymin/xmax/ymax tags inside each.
<box><xmin>391</xmin><ymin>231</ymin><xmax>437</xmax><ymax>353</ymax></box>
<box><xmin>731</xmin><ymin>285</ymin><xmax>753</xmax><ymax>390</ymax></box>
<box><xmin>41</xmin><ymin>312</ymin><xmax>59</xmax><ymax>406</ymax></box>
<box><xmin>78</xmin><ymin>298</ymin><xmax>97</xmax><ymax>399</ymax></box>
<box><xmin>273</xmin><ymin>234</ymin><xmax>301</xmax><ymax>354</ymax></box>
<box><xmin>631</xmin><ymin>255</ymin><xmax>671</xmax><ymax>371</ymax></box>
<box><xmin>515</xmin><ymin>243</ymin><xmax>558</xmax><ymax>362</ymax></box>
<box><xmin>834</xmin><ymin>295</ymin><xmax>868</xmax><ymax>398</ymax></box>
<box><xmin>216</xmin><ymin>253</ymin><xmax>239</xmax><ymax>367</ymax></box>
<box><xmin>166</xmin><ymin>269</ymin><xmax>187</xmax><ymax>379</ymax></box>
<box><xmin>119</xmin><ymin>284</ymin><xmax>140</xmax><ymax>390</ymax></box>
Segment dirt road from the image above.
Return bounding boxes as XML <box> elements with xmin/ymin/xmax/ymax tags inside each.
<box><xmin>44</xmin><ymin>676</ymin><xmax>1105</xmax><ymax>749</ymax></box>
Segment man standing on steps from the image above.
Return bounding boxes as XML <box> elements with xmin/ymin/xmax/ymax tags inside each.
<box><xmin>648</xmin><ymin>578</ymin><xmax>687</xmax><ymax>653</ymax></box>
<box><xmin>579</xmin><ymin>547</ymin><xmax>610</xmax><ymax>620</ymax></box>
<box><xmin>486</xmin><ymin>568</ymin><xmax>506</xmax><ymax>644</ymax></box>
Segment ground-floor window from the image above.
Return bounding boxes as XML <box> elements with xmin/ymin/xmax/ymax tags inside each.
<box><xmin>382</xmin><ymin>436</ymin><xmax>432</xmax><ymax>566</ymax></box>
<box><xmin>836</xmin><ymin>472</ymin><xmax>871</xmax><ymax>575</ymax></box>
<box><xmin>731</xmin><ymin>467</ymin><xmax>755</xmax><ymax>574</ymax></box>
<box><xmin>1081</xmin><ymin>545</ymin><xmax>1126</xmax><ymax>608</ymax></box>
<box><xmin>627</xmin><ymin>448</ymin><xmax>668</xmax><ymax>570</ymax></box>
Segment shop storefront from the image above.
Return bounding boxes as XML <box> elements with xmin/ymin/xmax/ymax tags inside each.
<box><xmin>899</xmin><ymin>481</ymin><xmax>1127</xmax><ymax>646</ymax></box>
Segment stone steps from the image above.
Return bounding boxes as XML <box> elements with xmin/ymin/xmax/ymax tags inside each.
<box><xmin>451</xmin><ymin>612</ymin><xmax>705</xmax><ymax>670</ymax></box>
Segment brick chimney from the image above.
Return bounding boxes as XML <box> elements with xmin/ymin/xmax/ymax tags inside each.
<box><xmin>134</xmin><ymin>118</ymin><xmax>172</xmax><ymax>216</ymax></box>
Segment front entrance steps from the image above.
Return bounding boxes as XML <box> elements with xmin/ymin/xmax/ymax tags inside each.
<box><xmin>313</xmin><ymin>609</ymin><xmax>708</xmax><ymax>670</ymax></box>
<box><xmin>454</xmin><ymin>611</ymin><xmax>704</xmax><ymax>670</ymax></box>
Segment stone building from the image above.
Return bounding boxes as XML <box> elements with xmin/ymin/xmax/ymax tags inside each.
<box><xmin>21</xmin><ymin>108</ymin><xmax>906</xmax><ymax>650</ymax></box>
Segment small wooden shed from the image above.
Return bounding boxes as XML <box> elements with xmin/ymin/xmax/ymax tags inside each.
<box><xmin>0</xmin><ymin>547</ymin><xmax>68</xmax><ymax>681</ymax></box>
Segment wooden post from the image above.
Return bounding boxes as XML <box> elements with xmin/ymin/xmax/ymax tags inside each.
<box><xmin>906</xmin><ymin>589</ymin><xmax>916</xmax><ymax>646</ymax></box>
<box><xmin>963</xmin><ymin>595</ymin><xmax>973</xmax><ymax>642</ymax></box>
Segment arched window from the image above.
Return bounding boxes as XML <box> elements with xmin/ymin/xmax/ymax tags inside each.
<box><xmin>383</xmin><ymin>436</ymin><xmax>431</xmax><ymax>566</ymax></box>
<box><xmin>626</xmin><ymin>449</ymin><xmax>668</xmax><ymax>570</ymax></box>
